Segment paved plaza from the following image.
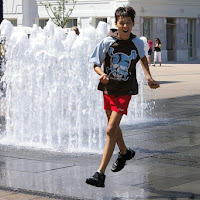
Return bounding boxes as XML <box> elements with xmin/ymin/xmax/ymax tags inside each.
<box><xmin>0</xmin><ymin>62</ymin><xmax>199</xmax><ymax>199</ymax></box>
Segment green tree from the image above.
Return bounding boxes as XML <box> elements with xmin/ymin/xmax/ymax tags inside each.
<box><xmin>41</xmin><ymin>0</ymin><xmax>76</xmax><ymax>28</ymax></box>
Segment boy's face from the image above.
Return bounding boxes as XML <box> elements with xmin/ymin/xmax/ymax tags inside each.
<box><xmin>115</xmin><ymin>16</ymin><xmax>134</xmax><ymax>40</ymax></box>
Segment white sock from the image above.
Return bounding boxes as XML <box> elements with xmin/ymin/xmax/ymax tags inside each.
<box><xmin>97</xmin><ymin>170</ymin><xmax>104</xmax><ymax>175</ymax></box>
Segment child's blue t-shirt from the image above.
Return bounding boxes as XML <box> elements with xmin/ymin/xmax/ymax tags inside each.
<box><xmin>90</xmin><ymin>33</ymin><xmax>145</xmax><ymax>96</ymax></box>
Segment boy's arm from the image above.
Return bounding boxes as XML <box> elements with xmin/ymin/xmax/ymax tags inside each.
<box><xmin>94</xmin><ymin>65</ymin><xmax>109</xmax><ymax>84</ymax></box>
<box><xmin>140</xmin><ymin>56</ymin><xmax>160</xmax><ymax>89</ymax></box>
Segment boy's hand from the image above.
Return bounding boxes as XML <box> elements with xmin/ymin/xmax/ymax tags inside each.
<box><xmin>147</xmin><ymin>79</ymin><xmax>160</xmax><ymax>89</ymax></box>
<box><xmin>99</xmin><ymin>74</ymin><xmax>109</xmax><ymax>84</ymax></box>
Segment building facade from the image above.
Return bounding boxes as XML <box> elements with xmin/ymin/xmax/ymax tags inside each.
<box><xmin>3</xmin><ymin>0</ymin><xmax>200</xmax><ymax>61</ymax></box>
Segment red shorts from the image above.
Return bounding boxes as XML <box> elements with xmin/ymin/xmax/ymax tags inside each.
<box><xmin>103</xmin><ymin>93</ymin><xmax>132</xmax><ymax>115</ymax></box>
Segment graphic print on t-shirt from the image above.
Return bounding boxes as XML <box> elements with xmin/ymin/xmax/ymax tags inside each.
<box><xmin>106</xmin><ymin>47</ymin><xmax>137</xmax><ymax>81</ymax></box>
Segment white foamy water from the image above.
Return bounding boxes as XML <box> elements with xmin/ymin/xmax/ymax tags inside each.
<box><xmin>0</xmin><ymin>20</ymin><xmax>153</xmax><ymax>153</ymax></box>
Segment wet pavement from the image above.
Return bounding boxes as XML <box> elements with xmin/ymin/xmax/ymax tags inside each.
<box><xmin>0</xmin><ymin>63</ymin><xmax>200</xmax><ymax>199</ymax></box>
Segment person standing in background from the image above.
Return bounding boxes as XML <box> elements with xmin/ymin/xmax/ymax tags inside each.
<box><xmin>152</xmin><ymin>38</ymin><xmax>161</xmax><ymax>67</ymax></box>
<box><xmin>147</xmin><ymin>37</ymin><xmax>153</xmax><ymax>66</ymax></box>
<box><xmin>70</xmin><ymin>26</ymin><xmax>80</xmax><ymax>35</ymax></box>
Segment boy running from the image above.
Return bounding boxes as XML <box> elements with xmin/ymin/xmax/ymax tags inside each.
<box><xmin>86</xmin><ymin>6</ymin><xmax>160</xmax><ymax>187</ymax></box>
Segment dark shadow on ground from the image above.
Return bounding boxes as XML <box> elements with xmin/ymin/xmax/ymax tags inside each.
<box><xmin>157</xmin><ymin>81</ymin><xmax>181</xmax><ymax>84</ymax></box>
<box><xmin>141</xmin><ymin>186</ymin><xmax>200</xmax><ymax>199</ymax></box>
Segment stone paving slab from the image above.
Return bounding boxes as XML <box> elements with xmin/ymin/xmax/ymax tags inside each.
<box><xmin>147</xmin><ymin>62</ymin><xmax>200</xmax><ymax>100</ymax></box>
<box><xmin>0</xmin><ymin>63</ymin><xmax>199</xmax><ymax>199</ymax></box>
<box><xmin>0</xmin><ymin>189</ymin><xmax>57</xmax><ymax>200</ymax></box>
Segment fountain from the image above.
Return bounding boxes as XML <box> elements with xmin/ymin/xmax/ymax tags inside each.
<box><xmin>0</xmin><ymin>20</ymin><xmax>153</xmax><ymax>153</ymax></box>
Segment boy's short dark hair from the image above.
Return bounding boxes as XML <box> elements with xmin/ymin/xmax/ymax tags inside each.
<box><xmin>115</xmin><ymin>6</ymin><xmax>136</xmax><ymax>23</ymax></box>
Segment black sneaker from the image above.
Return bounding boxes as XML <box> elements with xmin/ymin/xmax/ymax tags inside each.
<box><xmin>111</xmin><ymin>148</ymin><xmax>135</xmax><ymax>172</ymax></box>
<box><xmin>86</xmin><ymin>172</ymin><xmax>105</xmax><ymax>187</ymax></box>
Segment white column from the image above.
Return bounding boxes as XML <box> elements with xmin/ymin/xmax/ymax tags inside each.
<box><xmin>196</xmin><ymin>18</ymin><xmax>200</xmax><ymax>60</ymax></box>
<box><xmin>23</xmin><ymin>0</ymin><xmax>38</xmax><ymax>27</ymax></box>
<box><xmin>176</xmin><ymin>18</ymin><xmax>188</xmax><ymax>61</ymax></box>
<box><xmin>152</xmin><ymin>17</ymin><xmax>167</xmax><ymax>62</ymax></box>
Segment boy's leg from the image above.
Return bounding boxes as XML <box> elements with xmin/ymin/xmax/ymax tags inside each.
<box><xmin>116</xmin><ymin>127</ymin><xmax>127</xmax><ymax>154</ymax></box>
<box><xmin>105</xmin><ymin>110</ymin><xmax>127</xmax><ymax>155</ymax></box>
<box><xmin>98</xmin><ymin>110</ymin><xmax>123</xmax><ymax>174</ymax></box>
<box><xmin>110</xmin><ymin>113</ymin><xmax>136</xmax><ymax>172</ymax></box>
<box><xmin>86</xmin><ymin>110</ymin><xmax>122</xmax><ymax>187</ymax></box>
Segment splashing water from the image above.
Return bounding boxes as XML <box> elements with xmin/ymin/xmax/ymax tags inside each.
<box><xmin>0</xmin><ymin>20</ymin><xmax>153</xmax><ymax>153</ymax></box>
